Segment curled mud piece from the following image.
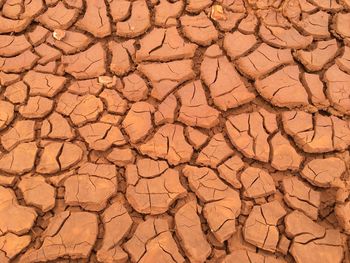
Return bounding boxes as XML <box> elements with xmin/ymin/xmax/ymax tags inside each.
<box><xmin>0</xmin><ymin>0</ymin><xmax>349</xmax><ymax>262</ymax></box>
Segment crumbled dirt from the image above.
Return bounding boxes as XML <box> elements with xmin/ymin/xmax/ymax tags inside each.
<box><xmin>0</xmin><ymin>0</ymin><xmax>349</xmax><ymax>262</ymax></box>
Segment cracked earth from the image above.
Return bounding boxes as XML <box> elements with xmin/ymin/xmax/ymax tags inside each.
<box><xmin>0</xmin><ymin>0</ymin><xmax>349</xmax><ymax>262</ymax></box>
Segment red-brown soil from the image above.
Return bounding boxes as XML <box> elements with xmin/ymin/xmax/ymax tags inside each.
<box><xmin>0</xmin><ymin>0</ymin><xmax>349</xmax><ymax>262</ymax></box>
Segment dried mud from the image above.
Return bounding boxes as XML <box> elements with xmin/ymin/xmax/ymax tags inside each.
<box><xmin>0</xmin><ymin>0</ymin><xmax>349</xmax><ymax>262</ymax></box>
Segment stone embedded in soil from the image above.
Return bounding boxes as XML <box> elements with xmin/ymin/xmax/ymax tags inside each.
<box><xmin>196</xmin><ymin>133</ymin><xmax>234</xmax><ymax>168</ymax></box>
<box><xmin>226</xmin><ymin>109</ymin><xmax>277</xmax><ymax>162</ymax></box>
<box><xmin>175</xmin><ymin>201</ymin><xmax>212</xmax><ymax>262</ymax></box>
<box><xmin>79</xmin><ymin>122</ymin><xmax>126</xmax><ymax>151</ymax></box>
<box><xmin>240</xmin><ymin>167</ymin><xmax>276</xmax><ymax>198</ymax></box>
<box><xmin>0</xmin><ymin>186</ymin><xmax>37</xmax><ymax>235</ymax></box>
<box><xmin>36</xmin><ymin>142</ymin><xmax>83</xmax><ymax>174</ymax></box>
<box><xmin>285</xmin><ymin>210</ymin><xmax>344</xmax><ymax>263</ymax></box>
<box><xmin>282</xmin><ymin>111</ymin><xmax>350</xmax><ymax>153</ymax></box>
<box><xmin>107</xmin><ymin>147</ymin><xmax>135</xmax><ymax>167</ymax></box>
<box><xmin>0</xmin><ymin>233</ymin><xmax>31</xmax><ymax>262</ymax></box>
<box><xmin>64</xmin><ymin>163</ymin><xmax>118</xmax><ymax>211</ymax></box>
<box><xmin>0</xmin><ymin>100</ymin><xmax>14</xmax><ymax>130</ymax></box>
<box><xmin>124</xmin><ymin>217</ymin><xmax>169</xmax><ymax>262</ymax></box>
<box><xmin>154</xmin><ymin>94</ymin><xmax>177</xmax><ymax>125</ymax></box>
<box><xmin>99</xmin><ymin>89</ymin><xmax>128</xmax><ymax>114</ymax></box>
<box><xmin>324</xmin><ymin>64</ymin><xmax>350</xmax><ymax>115</ymax></box>
<box><xmin>177</xmin><ymin>80</ymin><xmax>220</xmax><ymax>129</ymax></box>
<box><xmin>18</xmin><ymin>175</ymin><xmax>56</xmax><ymax>212</ymax></box>
<box><xmin>19</xmin><ymin>96</ymin><xmax>53</xmax><ymax>119</ymax></box>
<box><xmin>53</xmin><ymin>29</ymin><xmax>66</xmax><ymax>41</ymax></box>
<box><xmin>116</xmin><ymin>0</ymin><xmax>151</xmax><ymax>38</ymax></box>
<box><xmin>223</xmin><ymin>31</ymin><xmax>257</xmax><ymax>59</ymax></box>
<box><xmin>139</xmin><ymin>124</ymin><xmax>193</xmax><ymax>165</ymax></box>
<box><xmin>217</xmin><ymin>156</ymin><xmax>244</xmax><ymax>189</ymax></box>
<box><xmin>126</xmin><ymin>167</ymin><xmax>186</xmax><ymax>214</ymax></box>
<box><xmin>108</xmin><ymin>40</ymin><xmax>135</xmax><ymax>76</ymax></box>
<box><xmin>186</xmin><ymin>126</ymin><xmax>209</xmax><ymax>149</ymax></box>
<box><xmin>154</xmin><ymin>0</ymin><xmax>184</xmax><ymax>27</ymax></box>
<box><xmin>303</xmin><ymin>73</ymin><xmax>330</xmax><ymax>108</ymax></box>
<box><xmin>0</xmin><ymin>142</ymin><xmax>38</xmax><ymax>175</ymax></box>
<box><xmin>120</xmin><ymin>73</ymin><xmax>148</xmax><ymax>102</ymax></box>
<box><xmin>301</xmin><ymin>157</ymin><xmax>346</xmax><ymax>188</ymax></box>
<box><xmin>282</xmin><ymin>176</ymin><xmax>321</xmax><ymax>220</ymax></box>
<box><xmin>20</xmin><ymin>211</ymin><xmax>98</xmax><ymax>262</ymax></box>
<box><xmin>46</xmin><ymin>30</ymin><xmax>92</xmax><ymax>55</ymax></box>
<box><xmin>243</xmin><ymin>200</ymin><xmax>286</xmax><ymax>252</ymax></box>
<box><xmin>76</xmin><ymin>0</ymin><xmax>111</xmax><ymax>37</ymax></box>
<box><xmin>122</xmin><ymin>102</ymin><xmax>155</xmax><ymax>143</ymax></box>
<box><xmin>259</xmin><ymin>24</ymin><xmax>313</xmax><ymax>49</ymax></box>
<box><xmin>297</xmin><ymin>11</ymin><xmax>330</xmax><ymax>38</ymax></box>
<box><xmin>270</xmin><ymin>132</ymin><xmax>304</xmax><ymax>171</ymax></box>
<box><xmin>62</xmin><ymin>43</ymin><xmax>106</xmax><ymax>79</ymax></box>
<box><xmin>255</xmin><ymin>65</ymin><xmax>309</xmax><ymax>108</ymax></box>
<box><xmin>201</xmin><ymin>45</ymin><xmax>255</xmax><ymax>111</ymax></box>
<box><xmin>97</xmin><ymin>201</ymin><xmax>132</xmax><ymax>262</ymax></box>
<box><xmin>138</xmin><ymin>59</ymin><xmax>195</xmax><ymax>100</ymax></box>
<box><xmin>296</xmin><ymin>39</ymin><xmax>338</xmax><ymax>72</ymax></box>
<box><xmin>136</xmin><ymin>27</ymin><xmax>197</xmax><ymax>62</ymax></box>
<box><xmin>23</xmin><ymin>70</ymin><xmax>66</xmax><ymax>98</ymax></box>
<box><xmin>41</xmin><ymin>112</ymin><xmax>75</xmax><ymax>140</ymax></box>
<box><xmin>1</xmin><ymin>120</ymin><xmax>35</xmax><ymax>151</ymax></box>
<box><xmin>236</xmin><ymin>43</ymin><xmax>293</xmax><ymax>79</ymax></box>
<box><xmin>36</xmin><ymin>2</ymin><xmax>79</xmax><ymax>30</ymax></box>
<box><xmin>0</xmin><ymin>50</ymin><xmax>39</xmax><ymax>73</ymax></box>
<box><xmin>183</xmin><ymin>165</ymin><xmax>241</xmax><ymax>243</ymax></box>
<box><xmin>0</xmin><ymin>34</ymin><xmax>31</xmax><ymax>57</ymax></box>
<box><xmin>180</xmin><ymin>12</ymin><xmax>218</xmax><ymax>46</ymax></box>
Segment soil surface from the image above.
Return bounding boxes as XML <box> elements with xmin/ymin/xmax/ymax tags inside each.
<box><xmin>0</xmin><ymin>0</ymin><xmax>349</xmax><ymax>262</ymax></box>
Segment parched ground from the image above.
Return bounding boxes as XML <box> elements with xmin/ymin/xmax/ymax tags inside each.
<box><xmin>0</xmin><ymin>0</ymin><xmax>350</xmax><ymax>262</ymax></box>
